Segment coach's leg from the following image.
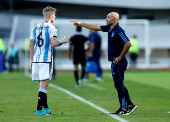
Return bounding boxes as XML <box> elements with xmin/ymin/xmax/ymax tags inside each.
<box><xmin>124</xmin><ymin>86</ymin><xmax>133</xmax><ymax>106</ymax></box>
<box><xmin>118</xmin><ymin>59</ymin><xmax>134</xmax><ymax>107</ymax></box>
<box><xmin>111</xmin><ymin>62</ymin><xmax>126</xmax><ymax>110</ymax></box>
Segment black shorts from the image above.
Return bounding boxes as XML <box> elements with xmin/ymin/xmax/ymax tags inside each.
<box><xmin>73</xmin><ymin>56</ymin><xmax>86</xmax><ymax>66</ymax></box>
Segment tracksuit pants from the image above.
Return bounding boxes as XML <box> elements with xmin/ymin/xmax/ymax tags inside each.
<box><xmin>111</xmin><ymin>57</ymin><xmax>133</xmax><ymax>109</ymax></box>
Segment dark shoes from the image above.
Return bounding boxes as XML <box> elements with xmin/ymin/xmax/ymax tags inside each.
<box><xmin>110</xmin><ymin>105</ymin><xmax>138</xmax><ymax>115</ymax></box>
<box><xmin>109</xmin><ymin>108</ymin><xmax>129</xmax><ymax>115</ymax></box>
<box><xmin>126</xmin><ymin>104</ymin><xmax>138</xmax><ymax>114</ymax></box>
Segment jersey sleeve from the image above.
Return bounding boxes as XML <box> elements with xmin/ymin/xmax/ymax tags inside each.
<box><xmin>49</xmin><ymin>25</ymin><xmax>57</xmax><ymax>38</ymax></box>
<box><xmin>69</xmin><ymin>36</ymin><xmax>73</xmax><ymax>44</ymax></box>
<box><xmin>89</xmin><ymin>34</ymin><xmax>95</xmax><ymax>43</ymax></box>
<box><xmin>30</xmin><ymin>27</ymin><xmax>35</xmax><ymax>40</ymax></box>
<box><xmin>117</xmin><ymin>31</ymin><xmax>130</xmax><ymax>44</ymax></box>
<box><xmin>100</xmin><ymin>25</ymin><xmax>109</xmax><ymax>32</ymax></box>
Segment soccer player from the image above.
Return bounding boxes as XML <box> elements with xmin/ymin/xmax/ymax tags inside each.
<box><xmin>68</xmin><ymin>26</ymin><xmax>89</xmax><ymax>88</ymax></box>
<box><xmin>70</xmin><ymin>12</ymin><xmax>137</xmax><ymax>115</ymax></box>
<box><xmin>84</xmin><ymin>30</ymin><xmax>103</xmax><ymax>82</ymax></box>
<box><xmin>29</xmin><ymin>6</ymin><xmax>69</xmax><ymax>116</ymax></box>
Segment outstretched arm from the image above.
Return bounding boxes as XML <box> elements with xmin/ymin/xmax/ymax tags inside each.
<box><xmin>51</xmin><ymin>37</ymin><xmax>69</xmax><ymax>47</ymax></box>
<box><xmin>70</xmin><ymin>20</ymin><xmax>102</xmax><ymax>31</ymax></box>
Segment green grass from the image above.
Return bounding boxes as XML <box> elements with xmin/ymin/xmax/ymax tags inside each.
<box><xmin>0</xmin><ymin>71</ymin><xmax>170</xmax><ymax>122</ymax></box>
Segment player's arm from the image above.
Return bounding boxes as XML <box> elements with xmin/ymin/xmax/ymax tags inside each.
<box><xmin>86</xmin><ymin>42</ymin><xmax>90</xmax><ymax>51</ymax></box>
<box><xmin>70</xmin><ymin>20</ymin><xmax>102</xmax><ymax>31</ymax></box>
<box><xmin>50</xmin><ymin>25</ymin><xmax>69</xmax><ymax>47</ymax></box>
<box><xmin>29</xmin><ymin>39</ymin><xmax>35</xmax><ymax>67</ymax></box>
<box><xmin>88</xmin><ymin>42</ymin><xmax>95</xmax><ymax>58</ymax></box>
<box><xmin>51</xmin><ymin>36</ymin><xmax>69</xmax><ymax>47</ymax></box>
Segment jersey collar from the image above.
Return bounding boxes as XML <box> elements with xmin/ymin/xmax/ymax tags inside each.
<box><xmin>109</xmin><ymin>23</ymin><xmax>119</xmax><ymax>32</ymax></box>
<box><xmin>112</xmin><ymin>23</ymin><xmax>119</xmax><ymax>31</ymax></box>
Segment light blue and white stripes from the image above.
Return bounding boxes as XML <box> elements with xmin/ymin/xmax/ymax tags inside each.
<box><xmin>39</xmin><ymin>88</ymin><xmax>47</xmax><ymax>94</ymax></box>
<box><xmin>31</xmin><ymin>21</ymin><xmax>56</xmax><ymax>62</ymax></box>
<box><xmin>119</xmin><ymin>32</ymin><xmax>128</xmax><ymax>43</ymax></box>
<box><xmin>44</xmin><ymin>25</ymin><xmax>50</xmax><ymax>62</ymax></box>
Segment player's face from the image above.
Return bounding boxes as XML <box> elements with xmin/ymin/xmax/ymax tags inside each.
<box><xmin>106</xmin><ymin>14</ymin><xmax>114</xmax><ymax>26</ymax></box>
<box><xmin>51</xmin><ymin>12</ymin><xmax>56</xmax><ymax>23</ymax></box>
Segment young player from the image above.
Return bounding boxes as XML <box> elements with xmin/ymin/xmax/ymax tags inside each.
<box><xmin>29</xmin><ymin>6</ymin><xmax>69</xmax><ymax>116</ymax></box>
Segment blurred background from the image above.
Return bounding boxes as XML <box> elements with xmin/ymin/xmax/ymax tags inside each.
<box><xmin>1</xmin><ymin>0</ymin><xmax>170</xmax><ymax>72</ymax></box>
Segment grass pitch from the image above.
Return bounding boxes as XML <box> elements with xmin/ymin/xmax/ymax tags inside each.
<box><xmin>0</xmin><ymin>70</ymin><xmax>170</xmax><ymax>122</ymax></box>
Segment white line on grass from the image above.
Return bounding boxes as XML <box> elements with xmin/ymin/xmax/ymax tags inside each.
<box><xmin>83</xmin><ymin>83</ymin><xmax>105</xmax><ymax>90</ymax></box>
<box><xmin>25</xmin><ymin>73</ymin><xmax>128</xmax><ymax>122</ymax></box>
<box><xmin>49</xmin><ymin>83</ymin><xmax>128</xmax><ymax>122</ymax></box>
<box><xmin>168</xmin><ymin>111</ymin><xmax>170</xmax><ymax>113</ymax></box>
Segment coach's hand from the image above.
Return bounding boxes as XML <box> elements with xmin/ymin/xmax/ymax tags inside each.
<box><xmin>113</xmin><ymin>56</ymin><xmax>122</xmax><ymax>64</ymax></box>
<box><xmin>70</xmin><ymin>20</ymin><xmax>81</xmax><ymax>26</ymax></box>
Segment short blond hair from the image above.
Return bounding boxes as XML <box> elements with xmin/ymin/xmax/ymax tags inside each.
<box><xmin>43</xmin><ymin>6</ymin><xmax>57</xmax><ymax>18</ymax></box>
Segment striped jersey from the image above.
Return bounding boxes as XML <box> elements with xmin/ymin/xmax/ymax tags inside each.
<box><xmin>30</xmin><ymin>21</ymin><xmax>57</xmax><ymax>62</ymax></box>
<box><xmin>100</xmin><ymin>23</ymin><xmax>130</xmax><ymax>61</ymax></box>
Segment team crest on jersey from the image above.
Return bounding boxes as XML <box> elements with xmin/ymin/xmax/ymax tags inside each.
<box><xmin>111</xmin><ymin>32</ymin><xmax>114</xmax><ymax>37</ymax></box>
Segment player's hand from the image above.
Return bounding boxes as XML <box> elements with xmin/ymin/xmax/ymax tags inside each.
<box><xmin>70</xmin><ymin>20</ymin><xmax>81</xmax><ymax>26</ymax></box>
<box><xmin>63</xmin><ymin>37</ymin><xmax>69</xmax><ymax>43</ymax></box>
<box><xmin>113</xmin><ymin>56</ymin><xmax>122</xmax><ymax>64</ymax></box>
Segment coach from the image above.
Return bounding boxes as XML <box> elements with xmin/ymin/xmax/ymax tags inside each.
<box><xmin>70</xmin><ymin>12</ymin><xmax>137</xmax><ymax>115</ymax></box>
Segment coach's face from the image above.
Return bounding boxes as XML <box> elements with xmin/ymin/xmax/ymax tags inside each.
<box><xmin>106</xmin><ymin>13</ymin><xmax>114</xmax><ymax>26</ymax></box>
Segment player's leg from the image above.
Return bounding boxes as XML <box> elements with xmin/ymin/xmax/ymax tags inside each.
<box><xmin>133</xmin><ymin>54</ymin><xmax>137</xmax><ymax>67</ymax></box>
<box><xmin>74</xmin><ymin>64</ymin><xmax>81</xmax><ymax>88</ymax></box>
<box><xmin>80</xmin><ymin>56</ymin><xmax>86</xmax><ymax>80</ymax></box>
<box><xmin>82</xmin><ymin>57</ymin><xmax>89</xmax><ymax>81</ymax></box>
<box><xmin>37</xmin><ymin>63</ymin><xmax>53</xmax><ymax>115</ymax></box>
<box><xmin>95</xmin><ymin>58</ymin><xmax>103</xmax><ymax>82</ymax></box>
<box><xmin>73</xmin><ymin>56</ymin><xmax>80</xmax><ymax>87</ymax></box>
<box><xmin>39</xmin><ymin>79</ymin><xmax>51</xmax><ymax>114</ymax></box>
<box><xmin>81</xmin><ymin>65</ymin><xmax>86</xmax><ymax>79</ymax></box>
<box><xmin>35</xmin><ymin>79</ymin><xmax>51</xmax><ymax>116</ymax></box>
<box><xmin>32</xmin><ymin>63</ymin><xmax>48</xmax><ymax>116</ymax></box>
<box><xmin>130</xmin><ymin>53</ymin><xmax>137</xmax><ymax>68</ymax></box>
